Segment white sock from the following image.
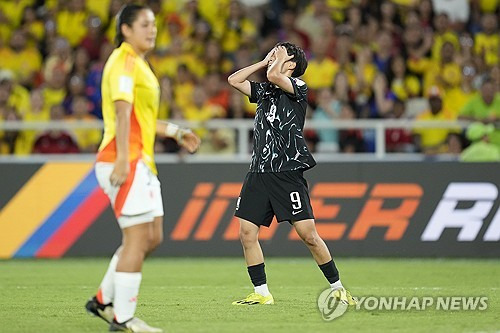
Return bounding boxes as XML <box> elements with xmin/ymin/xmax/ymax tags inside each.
<box><xmin>330</xmin><ymin>280</ymin><xmax>344</xmax><ymax>290</ymax></box>
<box><xmin>254</xmin><ymin>284</ymin><xmax>270</xmax><ymax>297</ymax></box>
<box><xmin>99</xmin><ymin>252</ymin><xmax>120</xmax><ymax>304</ymax></box>
<box><xmin>114</xmin><ymin>272</ymin><xmax>142</xmax><ymax>323</ymax></box>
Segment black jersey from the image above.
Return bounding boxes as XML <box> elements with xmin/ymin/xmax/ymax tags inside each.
<box><xmin>248</xmin><ymin>77</ymin><xmax>316</xmax><ymax>173</ymax></box>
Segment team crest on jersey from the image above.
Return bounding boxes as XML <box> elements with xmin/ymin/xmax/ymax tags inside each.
<box><xmin>118</xmin><ymin>75</ymin><xmax>133</xmax><ymax>94</ymax></box>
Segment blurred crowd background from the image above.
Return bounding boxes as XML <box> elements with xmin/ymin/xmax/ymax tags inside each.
<box><xmin>0</xmin><ymin>0</ymin><xmax>499</xmax><ymax>160</ymax></box>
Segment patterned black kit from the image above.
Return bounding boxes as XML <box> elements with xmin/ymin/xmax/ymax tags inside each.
<box><xmin>235</xmin><ymin>77</ymin><xmax>317</xmax><ymax>226</ymax></box>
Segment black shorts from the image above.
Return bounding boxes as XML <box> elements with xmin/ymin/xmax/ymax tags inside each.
<box><xmin>234</xmin><ymin>170</ymin><xmax>315</xmax><ymax>227</ymax></box>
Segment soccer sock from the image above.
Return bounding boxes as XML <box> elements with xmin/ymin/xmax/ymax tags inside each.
<box><xmin>114</xmin><ymin>272</ymin><xmax>142</xmax><ymax>323</ymax></box>
<box><xmin>98</xmin><ymin>251</ymin><xmax>120</xmax><ymax>305</ymax></box>
<box><xmin>318</xmin><ymin>260</ymin><xmax>340</xmax><ymax>285</ymax></box>
<box><xmin>247</xmin><ymin>263</ymin><xmax>270</xmax><ymax>296</ymax></box>
<box><xmin>254</xmin><ymin>284</ymin><xmax>270</xmax><ymax>297</ymax></box>
<box><xmin>330</xmin><ymin>280</ymin><xmax>343</xmax><ymax>290</ymax></box>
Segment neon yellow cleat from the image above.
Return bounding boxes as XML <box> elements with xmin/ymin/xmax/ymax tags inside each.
<box><xmin>332</xmin><ymin>288</ymin><xmax>357</xmax><ymax>306</ymax></box>
<box><xmin>232</xmin><ymin>292</ymin><xmax>274</xmax><ymax>305</ymax></box>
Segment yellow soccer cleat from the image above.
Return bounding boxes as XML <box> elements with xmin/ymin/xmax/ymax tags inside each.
<box><xmin>232</xmin><ymin>292</ymin><xmax>274</xmax><ymax>305</ymax></box>
<box><xmin>332</xmin><ymin>287</ymin><xmax>357</xmax><ymax>306</ymax></box>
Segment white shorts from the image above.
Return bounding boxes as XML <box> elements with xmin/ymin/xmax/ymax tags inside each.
<box><xmin>95</xmin><ymin>160</ymin><xmax>164</xmax><ymax>229</ymax></box>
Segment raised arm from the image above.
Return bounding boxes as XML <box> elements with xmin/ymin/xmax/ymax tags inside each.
<box><xmin>228</xmin><ymin>48</ymin><xmax>275</xmax><ymax>96</ymax></box>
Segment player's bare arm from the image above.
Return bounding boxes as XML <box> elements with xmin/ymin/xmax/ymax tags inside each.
<box><xmin>110</xmin><ymin>100</ymin><xmax>132</xmax><ymax>187</ymax></box>
<box><xmin>228</xmin><ymin>48</ymin><xmax>275</xmax><ymax>96</ymax></box>
<box><xmin>156</xmin><ymin>121</ymin><xmax>201</xmax><ymax>153</ymax></box>
<box><xmin>266</xmin><ymin>46</ymin><xmax>295</xmax><ymax>94</ymax></box>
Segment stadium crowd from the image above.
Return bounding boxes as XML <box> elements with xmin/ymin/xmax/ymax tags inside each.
<box><xmin>0</xmin><ymin>0</ymin><xmax>499</xmax><ymax>158</ymax></box>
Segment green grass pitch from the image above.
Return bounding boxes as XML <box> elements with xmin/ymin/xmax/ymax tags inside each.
<box><xmin>0</xmin><ymin>258</ymin><xmax>499</xmax><ymax>332</ymax></box>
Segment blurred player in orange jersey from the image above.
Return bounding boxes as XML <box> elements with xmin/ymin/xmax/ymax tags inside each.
<box><xmin>85</xmin><ymin>4</ymin><xmax>200</xmax><ymax>333</ymax></box>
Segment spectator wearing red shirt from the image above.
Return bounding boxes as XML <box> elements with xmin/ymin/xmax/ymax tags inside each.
<box><xmin>32</xmin><ymin>105</ymin><xmax>79</xmax><ymax>154</ymax></box>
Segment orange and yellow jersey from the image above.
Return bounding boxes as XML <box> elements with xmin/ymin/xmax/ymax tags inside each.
<box><xmin>97</xmin><ymin>42</ymin><xmax>160</xmax><ymax>174</ymax></box>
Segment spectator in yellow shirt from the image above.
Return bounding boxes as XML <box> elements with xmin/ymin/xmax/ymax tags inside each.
<box><xmin>408</xmin><ymin>41</ymin><xmax>462</xmax><ymax>96</ymax></box>
<box><xmin>56</xmin><ymin>0</ymin><xmax>89</xmax><ymax>47</ymax></box>
<box><xmin>431</xmin><ymin>13</ymin><xmax>459</xmax><ymax>62</ymax></box>
<box><xmin>478</xmin><ymin>0</ymin><xmax>499</xmax><ymax>13</ymax></box>
<box><xmin>2</xmin><ymin>29</ymin><xmax>41</xmax><ymax>87</ymax></box>
<box><xmin>184</xmin><ymin>85</ymin><xmax>225</xmax><ymax>121</ymax></box>
<box><xmin>42</xmin><ymin>69</ymin><xmax>67</xmax><ymax>112</ymax></box>
<box><xmin>173</xmin><ymin>64</ymin><xmax>196</xmax><ymax>111</ymax></box>
<box><xmin>149</xmin><ymin>37</ymin><xmax>183</xmax><ymax>78</ymax></box>
<box><xmin>14</xmin><ymin>89</ymin><xmax>50</xmax><ymax>155</ymax></box>
<box><xmin>216</xmin><ymin>1</ymin><xmax>257</xmax><ymax>53</ymax></box>
<box><xmin>149</xmin><ymin>37</ymin><xmax>203</xmax><ymax>79</ymax></box>
<box><xmin>344</xmin><ymin>46</ymin><xmax>377</xmax><ymax>100</ymax></box>
<box><xmin>474</xmin><ymin>13</ymin><xmax>499</xmax><ymax>66</ymax></box>
<box><xmin>198</xmin><ymin>0</ymin><xmax>230</xmax><ymax>29</ymax></box>
<box><xmin>0</xmin><ymin>70</ymin><xmax>30</xmax><ymax>117</ymax></box>
<box><xmin>0</xmin><ymin>71</ymin><xmax>25</xmax><ymax>154</ymax></box>
<box><xmin>0</xmin><ymin>106</ymin><xmax>20</xmax><ymax>155</ymax></box>
<box><xmin>303</xmin><ymin>39</ymin><xmax>339</xmax><ymax>90</ymax></box>
<box><xmin>389</xmin><ymin>55</ymin><xmax>421</xmax><ymax>101</ymax></box>
<box><xmin>154</xmin><ymin>13</ymin><xmax>185</xmax><ymax>51</ymax></box>
<box><xmin>184</xmin><ymin>20</ymin><xmax>212</xmax><ymax>58</ymax></box>
<box><xmin>443</xmin><ymin>62</ymin><xmax>477</xmax><ymax>118</ymax></box>
<box><xmin>0</xmin><ymin>11</ymin><xmax>12</xmax><ymax>45</ymax></box>
<box><xmin>0</xmin><ymin>0</ymin><xmax>33</xmax><ymax>28</ymax></box>
<box><xmin>182</xmin><ymin>85</ymin><xmax>225</xmax><ymax>139</ymax></box>
<box><xmin>413</xmin><ymin>88</ymin><xmax>458</xmax><ymax>154</ymax></box>
<box><xmin>20</xmin><ymin>6</ymin><xmax>44</xmax><ymax>45</ymax></box>
<box><xmin>65</xmin><ymin>95</ymin><xmax>101</xmax><ymax>153</ymax></box>
<box><xmin>85</xmin><ymin>0</ymin><xmax>111</xmax><ymax>23</ymax></box>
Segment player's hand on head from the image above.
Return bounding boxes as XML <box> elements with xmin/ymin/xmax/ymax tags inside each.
<box><xmin>263</xmin><ymin>48</ymin><xmax>276</xmax><ymax>66</ymax></box>
<box><xmin>110</xmin><ymin>158</ymin><xmax>130</xmax><ymax>187</ymax></box>
<box><xmin>275</xmin><ymin>46</ymin><xmax>293</xmax><ymax>62</ymax></box>
<box><xmin>180</xmin><ymin>130</ymin><xmax>201</xmax><ymax>153</ymax></box>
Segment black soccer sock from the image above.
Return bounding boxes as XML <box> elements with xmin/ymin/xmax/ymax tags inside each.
<box><xmin>247</xmin><ymin>262</ymin><xmax>267</xmax><ymax>287</ymax></box>
<box><xmin>318</xmin><ymin>260</ymin><xmax>339</xmax><ymax>284</ymax></box>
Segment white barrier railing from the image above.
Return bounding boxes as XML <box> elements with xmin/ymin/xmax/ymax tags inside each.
<box><xmin>0</xmin><ymin>119</ymin><xmax>472</xmax><ymax>161</ymax></box>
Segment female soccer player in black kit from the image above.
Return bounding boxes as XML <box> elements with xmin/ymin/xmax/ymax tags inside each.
<box><xmin>228</xmin><ymin>42</ymin><xmax>356</xmax><ymax>306</ymax></box>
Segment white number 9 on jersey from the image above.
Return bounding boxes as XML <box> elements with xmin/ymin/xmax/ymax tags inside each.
<box><xmin>290</xmin><ymin>191</ymin><xmax>302</xmax><ymax>210</ymax></box>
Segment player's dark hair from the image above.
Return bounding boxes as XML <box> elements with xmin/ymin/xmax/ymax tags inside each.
<box><xmin>275</xmin><ymin>42</ymin><xmax>308</xmax><ymax>77</ymax></box>
<box><xmin>115</xmin><ymin>4</ymin><xmax>148</xmax><ymax>47</ymax></box>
